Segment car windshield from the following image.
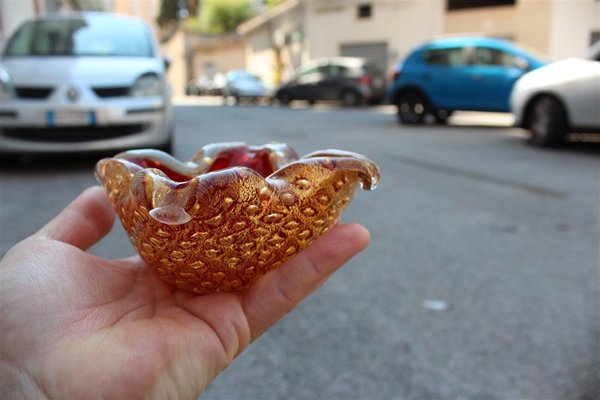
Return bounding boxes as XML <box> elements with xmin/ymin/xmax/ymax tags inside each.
<box><xmin>3</xmin><ymin>16</ymin><xmax>153</xmax><ymax>57</ymax></box>
<box><xmin>238</xmin><ymin>75</ymin><xmax>260</xmax><ymax>82</ymax></box>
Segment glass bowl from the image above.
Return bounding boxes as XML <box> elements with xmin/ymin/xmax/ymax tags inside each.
<box><xmin>95</xmin><ymin>142</ymin><xmax>380</xmax><ymax>294</ymax></box>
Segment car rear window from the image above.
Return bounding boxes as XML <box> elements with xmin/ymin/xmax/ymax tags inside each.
<box><xmin>4</xmin><ymin>16</ymin><xmax>153</xmax><ymax>57</ymax></box>
<box><xmin>362</xmin><ymin>63</ymin><xmax>383</xmax><ymax>76</ymax></box>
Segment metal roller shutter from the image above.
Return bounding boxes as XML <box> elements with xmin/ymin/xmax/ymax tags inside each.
<box><xmin>340</xmin><ymin>42</ymin><xmax>388</xmax><ymax>72</ymax></box>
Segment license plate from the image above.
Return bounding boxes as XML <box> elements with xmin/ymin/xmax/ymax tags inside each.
<box><xmin>47</xmin><ymin>110</ymin><xmax>96</xmax><ymax>127</ymax></box>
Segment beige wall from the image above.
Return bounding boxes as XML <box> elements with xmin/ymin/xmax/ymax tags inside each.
<box><xmin>191</xmin><ymin>38</ymin><xmax>246</xmax><ymax>78</ymax></box>
<box><xmin>113</xmin><ymin>0</ymin><xmax>188</xmax><ymax>96</ymax></box>
<box><xmin>243</xmin><ymin>4</ymin><xmax>305</xmax><ymax>84</ymax></box>
<box><xmin>305</xmin><ymin>0</ymin><xmax>443</xmax><ymax>68</ymax></box>
<box><xmin>445</xmin><ymin>4</ymin><xmax>519</xmax><ymax>39</ymax></box>
<box><xmin>444</xmin><ymin>2</ymin><xmax>552</xmax><ymax>56</ymax></box>
<box><xmin>161</xmin><ymin>30</ymin><xmax>186</xmax><ymax>97</ymax></box>
<box><xmin>113</xmin><ymin>0</ymin><xmax>160</xmax><ymax>26</ymax></box>
<box><xmin>514</xmin><ymin>0</ymin><xmax>552</xmax><ymax>57</ymax></box>
<box><xmin>444</xmin><ymin>0</ymin><xmax>599</xmax><ymax>60</ymax></box>
<box><xmin>0</xmin><ymin>0</ymin><xmax>36</xmax><ymax>47</ymax></box>
<box><xmin>548</xmin><ymin>0</ymin><xmax>599</xmax><ymax>59</ymax></box>
<box><xmin>245</xmin><ymin>29</ymin><xmax>277</xmax><ymax>83</ymax></box>
<box><xmin>242</xmin><ymin>0</ymin><xmax>444</xmax><ymax>83</ymax></box>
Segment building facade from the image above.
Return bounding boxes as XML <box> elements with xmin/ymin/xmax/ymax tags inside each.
<box><xmin>2</xmin><ymin>0</ymin><xmax>598</xmax><ymax>94</ymax></box>
<box><xmin>238</xmin><ymin>0</ymin><xmax>445</xmax><ymax>84</ymax></box>
<box><xmin>444</xmin><ymin>0</ymin><xmax>600</xmax><ymax>60</ymax></box>
<box><xmin>236</xmin><ymin>0</ymin><xmax>600</xmax><ymax>85</ymax></box>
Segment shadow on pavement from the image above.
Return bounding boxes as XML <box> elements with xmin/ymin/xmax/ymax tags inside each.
<box><xmin>558</xmin><ymin>139</ymin><xmax>600</xmax><ymax>155</ymax></box>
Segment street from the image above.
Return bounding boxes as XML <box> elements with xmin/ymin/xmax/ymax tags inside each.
<box><xmin>1</xmin><ymin>101</ymin><xmax>599</xmax><ymax>399</ymax></box>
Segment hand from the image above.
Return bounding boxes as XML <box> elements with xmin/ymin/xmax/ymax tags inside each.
<box><xmin>0</xmin><ymin>186</ymin><xmax>370</xmax><ymax>399</ymax></box>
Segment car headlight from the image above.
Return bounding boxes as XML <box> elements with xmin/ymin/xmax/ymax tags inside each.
<box><xmin>0</xmin><ymin>67</ymin><xmax>14</xmax><ymax>101</ymax></box>
<box><xmin>130</xmin><ymin>74</ymin><xmax>163</xmax><ymax>97</ymax></box>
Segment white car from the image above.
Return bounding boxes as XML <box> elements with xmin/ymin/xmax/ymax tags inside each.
<box><xmin>0</xmin><ymin>12</ymin><xmax>174</xmax><ymax>162</ymax></box>
<box><xmin>510</xmin><ymin>49</ymin><xmax>600</xmax><ymax>147</ymax></box>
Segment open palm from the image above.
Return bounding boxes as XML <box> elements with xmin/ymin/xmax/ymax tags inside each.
<box><xmin>0</xmin><ymin>187</ymin><xmax>369</xmax><ymax>399</ymax></box>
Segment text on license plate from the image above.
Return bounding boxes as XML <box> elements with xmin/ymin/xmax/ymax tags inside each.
<box><xmin>47</xmin><ymin>110</ymin><xmax>96</xmax><ymax>127</ymax></box>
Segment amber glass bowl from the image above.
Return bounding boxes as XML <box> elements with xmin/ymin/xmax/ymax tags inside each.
<box><xmin>95</xmin><ymin>142</ymin><xmax>380</xmax><ymax>294</ymax></box>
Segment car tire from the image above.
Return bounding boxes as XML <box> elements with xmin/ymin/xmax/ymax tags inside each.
<box><xmin>526</xmin><ymin>96</ymin><xmax>567</xmax><ymax>147</ymax></box>
<box><xmin>434</xmin><ymin>109</ymin><xmax>452</xmax><ymax>125</ymax></box>
<box><xmin>341</xmin><ymin>90</ymin><xmax>362</xmax><ymax>107</ymax></box>
<box><xmin>396</xmin><ymin>91</ymin><xmax>428</xmax><ymax>124</ymax></box>
<box><xmin>277</xmin><ymin>92</ymin><xmax>292</xmax><ymax>106</ymax></box>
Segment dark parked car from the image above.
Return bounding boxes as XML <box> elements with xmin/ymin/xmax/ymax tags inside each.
<box><xmin>388</xmin><ymin>36</ymin><xmax>546</xmax><ymax>124</ymax></box>
<box><xmin>274</xmin><ymin>57</ymin><xmax>386</xmax><ymax>107</ymax></box>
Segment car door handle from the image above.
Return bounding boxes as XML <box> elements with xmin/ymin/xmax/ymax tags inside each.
<box><xmin>472</xmin><ymin>74</ymin><xmax>482</xmax><ymax>81</ymax></box>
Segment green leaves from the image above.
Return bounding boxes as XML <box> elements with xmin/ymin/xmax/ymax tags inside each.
<box><xmin>198</xmin><ymin>0</ymin><xmax>255</xmax><ymax>36</ymax></box>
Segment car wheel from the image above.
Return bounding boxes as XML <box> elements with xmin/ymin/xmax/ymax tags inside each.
<box><xmin>527</xmin><ymin>96</ymin><xmax>567</xmax><ymax>147</ymax></box>
<box><xmin>277</xmin><ymin>92</ymin><xmax>292</xmax><ymax>106</ymax></box>
<box><xmin>396</xmin><ymin>91</ymin><xmax>428</xmax><ymax>124</ymax></box>
<box><xmin>341</xmin><ymin>90</ymin><xmax>362</xmax><ymax>107</ymax></box>
<box><xmin>434</xmin><ymin>109</ymin><xmax>452</xmax><ymax>125</ymax></box>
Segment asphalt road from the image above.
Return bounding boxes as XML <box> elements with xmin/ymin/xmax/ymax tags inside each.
<box><xmin>1</xmin><ymin>101</ymin><xmax>599</xmax><ymax>399</ymax></box>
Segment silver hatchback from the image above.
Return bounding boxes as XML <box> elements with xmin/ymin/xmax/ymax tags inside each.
<box><xmin>0</xmin><ymin>12</ymin><xmax>174</xmax><ymax>160</ymax></box>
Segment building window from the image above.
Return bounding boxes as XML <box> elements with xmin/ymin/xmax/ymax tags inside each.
<box><xmin>447</xmin><ymin>0</ymin><xmax>515</xmax><ymax>10</ymax></box>
<box><xmin>357</xmin><ymin>4</ymin><xmax>372</xmax><ymax>19</ymax></box>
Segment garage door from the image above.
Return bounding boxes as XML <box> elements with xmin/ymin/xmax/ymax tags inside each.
<box><xmin>340</xmin><ymin>42</ymin><xmax>388</xmax><ymax>73</ymax></box>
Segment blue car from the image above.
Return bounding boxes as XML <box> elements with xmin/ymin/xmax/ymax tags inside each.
<box><xmin>388</xmin><ymin>36</ymin><xmax>546</xmax><ymax>124</ymax></box>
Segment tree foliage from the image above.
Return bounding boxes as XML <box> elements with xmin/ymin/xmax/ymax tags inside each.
<box><xmin>157</xmin><ymin>0</ymin><xmax>199</xmax><ymax>28</ymax></box>
<box><xmin>198</xmin><ymin>0</ymin><xmax>255</xmax><ymax>36</ymax></box>
<box><xmin>156</xmin><ymin>0</ymin><xmax>179</xmax><ymax>27</ymax></box>
<box><xmin>266</xmin><ymin>0</ymin><xmax>286</xmax><ymax>8</ymax></box>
